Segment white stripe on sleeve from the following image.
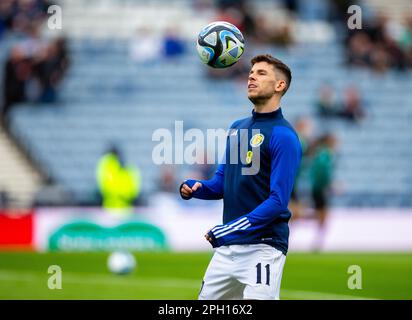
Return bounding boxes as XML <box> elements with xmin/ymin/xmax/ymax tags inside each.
<box><xmin>215</xmin><ymin>221</ymin><xmax>251</xmax><ymax>239</ymax></box>
<box><xmin>212</xmin><ymin>217</ymin><xmax>248</xmax><ymax>236</ymax></box>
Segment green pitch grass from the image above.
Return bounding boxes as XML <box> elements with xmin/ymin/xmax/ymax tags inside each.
<box><xmin>0</xmin><ymin>251</ymin><xmax>411</xmax><ymax>300</ymax></box>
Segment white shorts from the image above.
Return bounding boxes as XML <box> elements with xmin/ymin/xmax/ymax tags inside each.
<box><xmin>198</xmin><ymin>244</ymin><xmax>286</xmax><ymax>300</ymax></box>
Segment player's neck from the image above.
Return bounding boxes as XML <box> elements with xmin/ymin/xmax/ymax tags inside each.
<box><xmin>253</xmin><ymin>96</ymin><xmax>281</xmax><ymax>113</ymax></box>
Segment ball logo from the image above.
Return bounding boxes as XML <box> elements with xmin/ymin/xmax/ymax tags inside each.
<box><xmin>245</xmin><ymin>151</ymin><xmax>253</xmax><ymax>164</ymax></box>
<box><xmin>250</xmin><ymin>134</ymin><xmax>264</xmax><ymax>148</ymax></box>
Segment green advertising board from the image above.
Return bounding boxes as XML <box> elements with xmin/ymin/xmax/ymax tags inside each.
<box><xmin>49</xmin><ymin>221</ymin><xmax>167</xmax><ymax>251</ymax></box>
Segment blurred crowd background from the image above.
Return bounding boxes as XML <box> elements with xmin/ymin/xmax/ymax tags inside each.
<box><xmin>0</xmin><ymin>0</ymin><xmax>411</xmax><ymax>214</ymax></box>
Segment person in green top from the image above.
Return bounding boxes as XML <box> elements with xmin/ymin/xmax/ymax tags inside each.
<box><xmin>310</xmin><ymin>133</ymin><xmax>337</xmax><ymax>251</ymax></box>
<box><xmin>96</xmin><ymin>146</ymin><xmax>141</xmax><ymax>215</ymax></box>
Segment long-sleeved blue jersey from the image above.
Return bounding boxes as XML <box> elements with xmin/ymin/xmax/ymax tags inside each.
<box><xmin>183</xmin><ymin>108</ymin><xmax>302</xmax><ymax>255</ymax></box>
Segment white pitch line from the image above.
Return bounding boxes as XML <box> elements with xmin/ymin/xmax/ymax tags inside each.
<box><xmin>0</xmin><ymin>269</ymin><xmax>378</xmax><ymax>300</ymax></box>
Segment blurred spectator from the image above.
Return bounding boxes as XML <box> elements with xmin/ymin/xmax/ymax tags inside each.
<box><xmin>20</xmin><ymin>21</ymin><xmax>48</xmax><ymax>58</ymax></box>
<box><xmin>32</xmin><ymin>37</ymin><xmax>70</xmax><ymax>103</ymax></box>
<box><xmin>0</xmin><ymin>189</ymin><xmax>11</xmax><ymax>209</ymax></box>
<box><xmin>214</xmin><ymin>6</ymin><xmax>243</xmax><ymax>30</ymax></box>
<box><xmin>268</xmin><ymin>22</ymin><xmax>294</xmax><ymax>47</ymax></box>
<box><xmin>162</xmin><ymin>27</ymin><xmax>185</xmax><ymax>60</ymax></box>
<box><xmin>366</xmin><ymin>14</ymin><xmax>406</xmax><ymax>72</ymax></box>
<box><xmin>365</xmin><ymin>12</ymin><xmax>388</xmax><ymax>44</ymax></box>
<box><xmin>315</xmin><ymin>84</ymin><xmax>365</xmax><ymax>123</ymax></box>
<box><xmin>385</xmin><ymin>37</ymin><xmax>407</xmax><ymax>71</ymax></box>
<box><xmin>237</xmin><ymin>1</ymin><xmax>257</xmax><ymax>41</ymax></box>
<box><xmin>129</xmin><ymin>27</ymin><xmax>162</xmax><ymax>63</ymax></box>
<box><xmin>369</xmin><ymin>42</ymin><xmax>391</xmax><ymax>73</ymax></box>
<box><xmin>157</xmin><ymin>165</ymin><xmax>177</xmax><ymax>193</ymax></box>
<box><xmin>1</xmin><ymin>36</ymin><xmax>69</xmax><ymax>125</ymax></box>
<box><xmin>345</xmin><ymin>12</ymin><xmax>410</xmax><ymax>72</ymax></box>
<box><xmin>399</xmin><ymin>15</ymin><xmax>412</xmax><ymax>68</ymax></box>
<box><xmin>346</xmin><ymin>32</ymin><xmax>373</xmax><ymax>68</ymax></box>
<box><xmin>0</xmin><ymin>0</ymin><xmax>50</xmax><ymax>36</ymax></box>
<box><xmin>400</xmin><ymin>15</ymin><xmax>412</xmax><ymax>48</ymax></box>
<box><xmin>309</xmin><ymin>133</ymin><xmax>338</xmax><ymax>251</ymax></box>
<box><xmin>255</xmin><ymin>14</ymin><xmax>295</xmax><ymax>47</ymax></box>
<box><xmin>1</xmin><ymin>1</ymin><xmax>69</xmax><ymax>126</ymax></box>
<box><xmin>315</xmin><ymin>84</ymin><xmax>340</xmax><ymax>118</ymax></box>
<box><xmin>1</xmin><ymin>45</ymin><xmax>31</xmax><ymax>125</ymax></box>
<box><xmin>214</xmin><ymin>0</ymin><xmax>295</xmax><ymax>47</ymax></box>
<box><xmin>96</xmin><ymin>146</ymin><xmax>142</xmax><ymax>214</ymax></box>
<box><xmin>0</xmin><ymin>0</ymin><xmax>15</xmax><ymax>39</ymax></box>
<box><xmin>339</xmin><ymin>86</ymin><xmax>365</xmax><ymax>123</ymax></box>
<box><xmin>213</xmin><ymin>0</ymin><xmax>260</xmax><ymax>43</ymax></box>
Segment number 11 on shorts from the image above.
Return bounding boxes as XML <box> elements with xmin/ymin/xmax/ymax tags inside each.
<box><xmin>256</xmin><ymin>263</ymin><xmax>270</xmax><ymax>285</ymax></box>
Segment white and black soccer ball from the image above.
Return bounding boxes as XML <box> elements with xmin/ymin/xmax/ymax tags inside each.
<box><xmin>107</xmin><ymin>251</ymin><xmax>136</xmax><ymax>275</ymax></box>
<box><xmin>196</xmin><ymin>21</ymin><xmax>245</xmax><ymax>68</ymax></box>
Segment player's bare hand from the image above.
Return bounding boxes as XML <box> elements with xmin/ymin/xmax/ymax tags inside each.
<box><xmin>180</xmin><ymin>182</ymin><xmax>202</xmax><ymax>198</ymax></box>
<box><xmin>204</xmin><ymin>229</ymin><xmax>212</xmax><ymax>243</ymax></box>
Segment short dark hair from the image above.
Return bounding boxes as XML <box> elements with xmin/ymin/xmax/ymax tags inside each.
<box><xmin>250</xmin><ymin>54</ymin><xmax>292</xmax><ymax>96</ymax></box>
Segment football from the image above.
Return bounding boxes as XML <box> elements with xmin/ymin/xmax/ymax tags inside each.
<box><xmin>196</xmin><ymin>21</ymin><xmax>245</xmax><ymax>68</ymax></box>
<box><xmin>107</xmin><ymin>251</ymin><xmax>136</xmax><ymax>275</ymax></box>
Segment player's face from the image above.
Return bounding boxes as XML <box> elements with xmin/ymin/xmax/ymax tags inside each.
<box><xmin>247</xmin><ymin>62</ymin><xmax>277</xmax><ymax>103</ymax></box>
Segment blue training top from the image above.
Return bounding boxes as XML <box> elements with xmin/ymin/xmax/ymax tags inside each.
<box><xmin>183</xmin><ymin>108</ymin><xmax>302</xmax><ymax>255</ymax></box>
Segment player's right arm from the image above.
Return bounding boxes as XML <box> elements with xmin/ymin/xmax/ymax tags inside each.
<box><xmin>179</xmin><ymin>163</ymin><xmax>225</xmax><ymax>200</ymax></box>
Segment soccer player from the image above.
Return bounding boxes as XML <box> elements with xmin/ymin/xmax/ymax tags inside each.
<box><xmin>180</xmin><ymin>54</ymin><xmax>302</xmax><ymax>300</ymax></box>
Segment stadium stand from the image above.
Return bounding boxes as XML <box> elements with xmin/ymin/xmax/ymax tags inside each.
<box><xmin>1</xmin><ymin>0</ymin><xmax>412</xmax><ymax>207</ymax></box>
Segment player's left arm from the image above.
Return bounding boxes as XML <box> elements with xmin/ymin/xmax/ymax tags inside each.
<box><xmin>180</xmin><ymin>163</ymin><xmax>225</xmax><ymax>200</ymax></box>
<box><xmin>205</xmin><ymin>126</ymin><xmax>302</xmax><ymax>248</ymax></box>
<box><xmin>179</xmin><ymin>120</ymin><xmax>240</xmax><ymax>201</ymax></box>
